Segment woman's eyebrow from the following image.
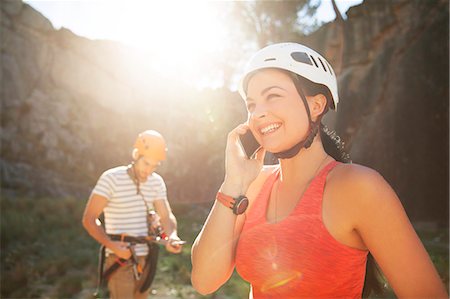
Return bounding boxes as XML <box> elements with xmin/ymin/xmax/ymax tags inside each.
<box><xmin>245</xmin><ymin>86</ymin><xmax>286</xmax><ymax>102</ymax></box>
<box><xmin>261</xmin><ymin>85</ymin><xmax>286</xmax><ymax>96</ymax></box>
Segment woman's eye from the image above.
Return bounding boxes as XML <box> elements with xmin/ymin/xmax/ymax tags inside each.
<box><xmin>267</xmin><ymin>94</ymin><xmax>282</xmax><ymax>101</ymax></box>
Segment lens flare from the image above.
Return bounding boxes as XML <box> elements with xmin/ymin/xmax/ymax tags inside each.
<box><xmin>260</xmin><ymin>271</ymin><xmax>303</xmax><ymax>293</ymax></box>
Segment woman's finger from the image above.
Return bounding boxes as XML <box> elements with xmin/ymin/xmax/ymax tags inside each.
<box><xmin>228</xmin><ymin>123</ymin><xmax>249</xmax><ymax>141</ymax></box>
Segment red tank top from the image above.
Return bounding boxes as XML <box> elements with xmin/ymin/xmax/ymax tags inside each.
<box><xmin>235</xmin><ymin>161</ymin><xmax>368</xmax><ymax>298</ymax></box>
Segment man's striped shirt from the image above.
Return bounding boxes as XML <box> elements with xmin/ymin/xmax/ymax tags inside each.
<box><xmin>92</xmin><ymin>166</ymin><xmax>167</xmax><ymax>256</ymax></box>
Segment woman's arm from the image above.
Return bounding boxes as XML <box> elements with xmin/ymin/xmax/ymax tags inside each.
<box><xmin>190</xmin><ymin>185</ymin><xmax>244</xmax><ymax>294</ymax></box>
<box><xmin>346</xmin><ymin>166</ymin><xmax>447</xmax><ymax>298</ymax></box>
<box><xmin>191</xmin><ymin>124</ymin><xmax>265</xmax><ymax>295</ymax></box>
<box><xmin>191</xmin><ymin>172</ymin><xmax>268</xmax><ymax>294</ymax></box>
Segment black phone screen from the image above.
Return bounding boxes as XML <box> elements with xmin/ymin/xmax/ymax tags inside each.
<box><xmin>238</xmin><ymin>130</ymin><xmax>261</xmax><ymax>159</ymax></box>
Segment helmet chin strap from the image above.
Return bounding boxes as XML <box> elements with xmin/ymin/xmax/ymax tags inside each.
<box><xmin>271</xmin><ymin>76</ymin><xmax>321</xmax><ymax>160</ymax></box>
<box><xmin>127</xmin><ymin>160</ymin><xmax>142</xmax><ymax>195</ymax></box>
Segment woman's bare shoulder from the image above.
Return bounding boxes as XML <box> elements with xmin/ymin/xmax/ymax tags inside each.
<box><xmin>328</xmin><ymin>162</ymin><xmax>393</xmax><ymax>203</ymax></box>
<box><xmin>331</xmin><ymin>162</ymin><xmax>385</xmax><ymax>186</ymax></box>
<box><xmin>327</xmin><ymin>162</ymin><xmax>401</xmax><ymax>231</ymax></box>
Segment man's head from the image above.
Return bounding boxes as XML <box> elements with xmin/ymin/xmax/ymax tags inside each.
<box><xmin>132</xmin><ymin>130</ymin><xmax>167</xmax><ymax>181</ymax></box>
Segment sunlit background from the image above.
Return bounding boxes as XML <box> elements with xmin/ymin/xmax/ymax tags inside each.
<box><xmin>2</xmin><ymin>1</ymin><xmax>447</xmax><ymax>298</ymax></box>
<box><xmin>24</xmin><ymin>0</ymin><xmax>363</xmax><ymax>89</ymax></box>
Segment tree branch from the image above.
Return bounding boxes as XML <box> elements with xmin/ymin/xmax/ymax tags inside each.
<box><xmin>331</xmin><ymin>0</ymin><xmax>344</xmax><ymax>22</ymax></box>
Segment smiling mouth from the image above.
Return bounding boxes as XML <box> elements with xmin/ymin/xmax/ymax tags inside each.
<box><xmin>260</xmin><ymin>123</ymin><xmax>281</xmax><ymax>135</ymax></box>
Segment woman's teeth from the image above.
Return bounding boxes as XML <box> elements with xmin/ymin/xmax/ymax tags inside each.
<box><xmin>260</xmin><ymin>123</ymin><xmax>281</xmax><ymax>135</ymax></box>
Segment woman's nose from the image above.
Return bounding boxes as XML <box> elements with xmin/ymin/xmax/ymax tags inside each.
<box><xmin>251</xmin><ymin>104</ymin><xmax>268</xmax><ymax>119</ymax></box>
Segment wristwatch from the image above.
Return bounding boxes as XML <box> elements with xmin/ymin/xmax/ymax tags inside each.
<box><xmin>216</xmin><ymin>192</ymin><xmax>249</xmax><ymax>215</ymax></box>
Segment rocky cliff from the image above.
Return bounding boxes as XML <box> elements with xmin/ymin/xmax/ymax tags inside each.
<box><xmin>1</xmin><ymin>0</ymin><xmax>448</xmax><ymax>224</ymax></box>
<box><xmin>1</xmin><ymin>0</ymin><xmax>247</xmax><ymax>200</ymax></box>
<box><xmin>306</xmin><ymin>0</ymin><xmax>449</xmax><ymax>224</ymax></box>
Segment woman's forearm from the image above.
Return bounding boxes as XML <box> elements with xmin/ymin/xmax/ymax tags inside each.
<box><xmin>191</xmin><ymin>186</ymin><xmax>242</xmax><ymax>295</ymax></box>
<box><xmin>191</xmin><ymin>123</ymin><xmax>262</xmax><ymax>294</ymax></box>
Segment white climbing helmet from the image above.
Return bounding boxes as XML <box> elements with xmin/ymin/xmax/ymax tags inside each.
<box><xmin>238</xmin><ymin>42</ymin><xmax>339</xmax><ymax>110</ymax></box>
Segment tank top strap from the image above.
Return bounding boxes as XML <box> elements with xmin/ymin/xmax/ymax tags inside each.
<box><xmin>317</xmin><ymin>160</ymin><xmax>340</xmax><ymax>180</ymax></box>
<box><xmin>309</xmin><ymin>160</ymin><xmax>340</xmax><ymax>201</ymax></box>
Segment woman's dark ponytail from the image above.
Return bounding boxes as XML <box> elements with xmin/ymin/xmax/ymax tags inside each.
<box><xmin>319</xmin><ymin>124</ymin><xmax>350</xmax><ymax>163</ymax></box>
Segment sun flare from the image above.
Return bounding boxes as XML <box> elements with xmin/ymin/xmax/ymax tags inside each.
<box><xmin>25</xmin><ymin>0</ymin><xmax>232</xmax><ymax>87</ymax></box>
<box><xmin>102</xmin><ymin>2</ymin><xmax>230</xmax><ymax>79</ymax></box>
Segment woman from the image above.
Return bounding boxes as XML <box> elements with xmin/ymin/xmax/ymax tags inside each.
<box><xmin>191</xmin><ymin>43</ymin><xmax>447</xmax><ymax>298</ymax></box>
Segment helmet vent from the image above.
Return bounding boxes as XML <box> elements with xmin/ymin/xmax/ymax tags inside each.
<box><xmin>238</xmin><ymin>43</ymin><xmax>339</xmax><ymax>110</ymax></box>
<box><xmin>325</xmin><ymin>61</ymin><xmax>334</xmax><ymax>76</ymax></box>
<box><xmin>290</xmin><ymin>52</ymin><xmax>312</xmax><ymax>65</ymax></box>
<box><xmin>309</xmin><ymin>55</ymin><xmax>319</xmax><ymax>68</ymax></box>
<box><xmin>317</xmin><ymin>57</ymin><xmax>328</xmax><ymax>72</ymax></box>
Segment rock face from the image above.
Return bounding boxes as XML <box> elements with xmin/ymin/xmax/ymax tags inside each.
<box><xmin>1</xmin><ymin>0</ymin><xmax>448</xmax><ymax>224</ymax></box>
<box><xmin>0</xmin><ymin>1</ymin><xmax>246</xmax><ymax>201</ymax></box>
<box><xmin>306</xmin><ymin>0</ymin><xmax>448</xmax><ymax>224</ymax></box>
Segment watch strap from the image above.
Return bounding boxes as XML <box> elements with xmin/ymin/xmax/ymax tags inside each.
<box><xmin>216</xmin><ymin>192</ymin><xmax>235</xmax><ymax>210</ymax></box>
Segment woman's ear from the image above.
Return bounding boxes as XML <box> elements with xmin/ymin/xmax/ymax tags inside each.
<box><xmin>309</xmin><ymin>94</ymin><xmax>328</xmax><ymax>121</ymax></box>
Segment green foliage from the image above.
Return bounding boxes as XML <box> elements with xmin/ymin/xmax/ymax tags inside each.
<box><xmin>1</xmin><ymin>198</ymin><xmax>448</xmax><ymax>298</ymax></box>
<box><xmin>417</xmin><ymin>227</ymin><xmax>449</xmax><ymax>289</ymax></box>
<box><xmin>1</xmin><ymin>196</ymin><xmax>98</xmax><ymax>298</ymax></box>
<box><xmin>229</xmin><ymin>1</ymin><xmax>320</xmax><ymax>48</ymax></box>
<box><xmin>57</xmin><ymin>272</ymin><xmax>84</xmax><ymax>297</ymax></box>
<box><xmin>0</xmin><ymin>197</ymin><xmax>249</xmax><ymax>299</ymax></box>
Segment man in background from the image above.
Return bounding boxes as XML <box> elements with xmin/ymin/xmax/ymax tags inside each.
<box><xmin>82</xmin><ymin>130</ymin><xmax>183</xmax><ymax>299</ymax></box>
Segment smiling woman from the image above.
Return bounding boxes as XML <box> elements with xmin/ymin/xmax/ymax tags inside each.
<box><xmin>191</xmin><ymin>42</ymin><xmax>448</xmax><ymax>299</ymax></box>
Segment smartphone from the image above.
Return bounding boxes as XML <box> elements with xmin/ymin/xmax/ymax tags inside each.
<box><xmin>238</xmin><ymin>130</ymin><xmax>261</xmax><ymax>159</ymax></box>
<box><xmin>170</xmin><ymin>240</ymin><xmax>187</xmax><ymax>246</ymax></box>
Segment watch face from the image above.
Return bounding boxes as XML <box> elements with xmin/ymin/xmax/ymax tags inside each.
<box><xmin>234</xmin><ymin>196</ymin><xmax>249</xmax><ymax>215</ymax></box>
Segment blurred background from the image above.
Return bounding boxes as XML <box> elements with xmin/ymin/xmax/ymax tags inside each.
<box><xmin>1</xmin><ymin>0</ymin><xmax>448</xmax><ymax>298</ymax></box>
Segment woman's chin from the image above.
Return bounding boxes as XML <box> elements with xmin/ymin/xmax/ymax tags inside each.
<box><xmin>262</xmin><ymin>144</ymin><xmax>287</xmax><ymax>154</ymax></box>
<box><xmin>262</xmin><ymin>141</ymin><xmax>300</xmax><ymax>154</ymax></box>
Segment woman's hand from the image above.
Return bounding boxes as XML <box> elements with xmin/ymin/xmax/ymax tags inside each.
<box><xmin>222</xmin><ymin>123</ymin><xmax>265</xmax><ymax>197</ymax></box>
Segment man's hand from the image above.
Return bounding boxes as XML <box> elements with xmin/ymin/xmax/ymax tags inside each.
<box><xmin>165</xmin><ymin>236</ymin><xmax>184</xmax><ymax>254</ymax></box>
<box><xmin>154</xmin><ymin>198</ymin><xmax>183</xmax><ymax>254</ymax></box>
<box><xmin>110</xmin><ymin>241</ymin><xmax>132</xmax><ymax>259</ymax></box>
